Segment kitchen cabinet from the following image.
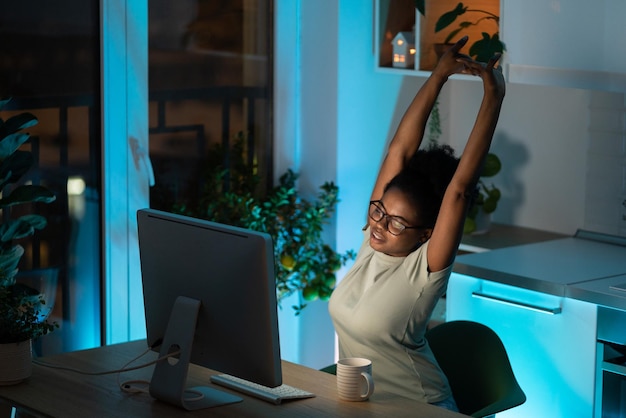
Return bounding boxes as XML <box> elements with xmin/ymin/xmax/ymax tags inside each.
<box><xmin>447</xmin><ymin>273</ymin><xmax>596</xmax><ymax>418</ymax></box>
<box><xmin>428</xmin><ymin>224</ymin><xmax>565</xmax><ymax>326</ymax></box>
<box><xmin>448</xmin><ymin>232</ymin><xmax>626</xmax><ymax>417</ymax></box>
<box><xmin>595</xmin><ymin>306</ymin><xmax>626</xmax><ymax>417</ymax></box>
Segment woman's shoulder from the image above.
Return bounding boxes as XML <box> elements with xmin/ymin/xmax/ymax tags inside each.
<box><xmin>404</xmin><ymin>241</ymin><xmax>453</xmax><ymax>283</ymax></box>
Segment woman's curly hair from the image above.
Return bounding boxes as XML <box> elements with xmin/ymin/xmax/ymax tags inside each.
<box><xmin>384</xmin><ymin>143</ymin><xmax>459</xmax><ymax>227</ymax></box>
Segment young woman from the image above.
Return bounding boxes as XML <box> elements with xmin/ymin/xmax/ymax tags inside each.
<box><xmin>328</xmin><ymin>36</ymin><xmax>506</xmax><ymax>411</ymax></box>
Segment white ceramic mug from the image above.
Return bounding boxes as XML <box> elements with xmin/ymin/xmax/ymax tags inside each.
<box><xmin>336</xmin><ymin>357</ymin><xmax>375</xmax><ymax>401</ymax></box>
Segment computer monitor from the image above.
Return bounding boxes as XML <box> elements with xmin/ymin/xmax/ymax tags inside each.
<box><xmin>137</xmin><ymin>208</ymin><xmax>282</xmax><ymax>410</ymax></box>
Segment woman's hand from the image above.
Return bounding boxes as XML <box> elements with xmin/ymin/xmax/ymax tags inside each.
<box><xmin>433</xmin><ymin>39</ymin><xmax>506</xmax><ymax>101</ymax></box>
<box><xmin>432</xmin><ymin>36</ymin><xmax>472</xmax><ymax>79</ymax></box>
<box><xmin>456</xmin><ymin>54</ymin><xmax>506</xmax><ymax>101</ymax></box>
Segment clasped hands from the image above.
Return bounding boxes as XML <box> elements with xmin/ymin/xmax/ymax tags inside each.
<box><xmin>435</xmin><ymin>36</ymin><xmax>506</xmax><ymax>100</ymax></box>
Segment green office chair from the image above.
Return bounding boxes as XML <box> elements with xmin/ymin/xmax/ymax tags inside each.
<box><xmin>319</xmin><ymin>363</ymin><xmax>337</xmax><ymax>375</ymax></box>
<box><xmin>425</xmin><ymin>320</ymin><xmax>526</xmax><ymax>417</ymax></box>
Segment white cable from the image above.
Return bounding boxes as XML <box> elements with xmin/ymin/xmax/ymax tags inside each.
<box><xmin>32</xmin><ymin>346</ymin><xmax>175</xmax><ymax>375</ymax></box>
<box><xmin>34</xmin><ymin>347</ymin><xmax>204</xmax><ymax>402</ymax></box>
<box><xmin>117</xmin><ymin>347</ymin><xmax>154</xmax><ymax>394</ymax></box>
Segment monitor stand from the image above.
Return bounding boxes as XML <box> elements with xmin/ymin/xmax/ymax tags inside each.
<box><xmin>149</xmin><ymin>295</ymin><xmax>243</xmax><ymax>410</ymax></box>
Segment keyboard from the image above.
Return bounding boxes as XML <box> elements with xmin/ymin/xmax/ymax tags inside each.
<box><xmin>210</xmin><ymin>374</ymin><xmax>315</xmax><ymax>405</ymax></box>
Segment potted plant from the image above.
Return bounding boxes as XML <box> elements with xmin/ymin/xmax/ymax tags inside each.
<box><xmin>424</xmin><ymin>97</ymin><xmax>502</xmax><ymax>234</ymax></box>
<box><xmin>464</xmin><ymin>152</ymin><xmax>501</xmax><ymax>234</ymax></box>
<box><xmin>170</xmin><ymin>134</ymin><xmax>355</xmax><ymax>315</ymax></box>
<box><xmin>416</xmin><ymin>0</ymin><xmax>505</xmax><ymax>63</ymax></box>
<box><xmin>0</xmin><ymin>98</ymin><xmax>57</xmax><ymax>385</ymax></box>
<box><xmin>434</xmin><ymin>2</ymin><xmax>505</xmax><ymax>63</ymax></box>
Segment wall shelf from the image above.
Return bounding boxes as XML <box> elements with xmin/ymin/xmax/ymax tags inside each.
<box><xmin>375</xmin><ymin>66</ymin><xmax>479</xmax><ymax>83</ymax></box>
<box><xmin>375</xmin><ymin>0</ymin><xmax>626</xmax><ymax>93</ymax></box>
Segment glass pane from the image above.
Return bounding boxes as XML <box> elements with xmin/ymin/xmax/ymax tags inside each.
<box><xmin>148</xmin><ymin>0</ymin><xmax>273</xmax><ymax>212</ymax></box>
<box><xmin>0</xmin><ymin>1</ymin><xmax>101</xmax><ymax>355</ymax></box>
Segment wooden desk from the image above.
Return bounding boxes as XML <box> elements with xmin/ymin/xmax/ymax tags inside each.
<box><xmin>0</xmin><ymin>340</ymin><xmax>467</xmax><ymax>417</ymax></box>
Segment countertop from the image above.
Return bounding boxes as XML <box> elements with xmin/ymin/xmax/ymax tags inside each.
<box><xmin>454</xmin><ymin>230</ymin><xmax>626</xmax><ymax>310</ymax></box>
<box><xmin>568</xmin><ymin>274</ymin><xmax>626</xmax><ymax>311</ymax></box>
<box><xmin>459</xmin><ymin>223</ymin><xmax>566</xmax><ymax>253</ymax></box>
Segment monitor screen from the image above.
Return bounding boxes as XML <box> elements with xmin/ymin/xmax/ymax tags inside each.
<box><xmin>137</xmin><ymin>208</ymin><xmax>282</xmax><ymax>409</ymax></box>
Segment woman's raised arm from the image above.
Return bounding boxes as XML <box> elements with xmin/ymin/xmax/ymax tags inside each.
<box><xmin>370</xmin><ymin>37</ymin><xmax>470</xmax><ymax>201</ymax></box>
<box><xmin>427</xmin><ymin>54</ymin><xmax>506</xmax><ymax>272</ymax></box>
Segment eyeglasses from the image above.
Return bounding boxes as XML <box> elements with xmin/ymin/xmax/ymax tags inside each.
<box><xmin>368</xmin><ymin>200</ymin><xmax>426</xmax><ymax>236</ymax></box>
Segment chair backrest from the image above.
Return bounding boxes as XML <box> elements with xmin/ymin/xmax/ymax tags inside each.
<box><xmin>425</xmin><ymin>320</ymin><xmax>526</xmax><ymax>417</ymax></box>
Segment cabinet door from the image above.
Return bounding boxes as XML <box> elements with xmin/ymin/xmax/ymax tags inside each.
<box><xmin>446</xmin><ymin>273</ymin><xmax>597</xmax><ymax>418</ymax></box>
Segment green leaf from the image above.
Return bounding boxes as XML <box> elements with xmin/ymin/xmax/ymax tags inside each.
<box><xmin>0</xmin><ymin>245</ymin><xmax>24</xmax><ymax>285</ymax></box>
<box><xmin>0</xmin><ymin>215</ymin><xmax>47</xmax><ymax>242</ymax></box>
<box><xmin>481</xmin><ymin>153</ymin><xmax>502</xmax><ymax>177</ymax></box>
<box><xmin>0</xmin><ymin>185</ymin><xmax>57</xmax><ymax>208</ymax></box>
<box><xmin>435</xmin><ymin>3</ymin><xmax>466</xmax><ymax>32</ymax></box>
<box><xmin>2</xmin><ymin>112</ymin><xmax>38</xmax><ymax>135</ymax></box>
<box><xmin>468</xmin><ymin>33</ymin><xmax>505</xmax><ymax>63</ymax></box>
<box><xmin>0</xmin><ymin>99</ymin><xmax>38</xmax><ymax>134</ymax></box>
<box><xmin>463</xmin><ymin>218</ymin><xmax>476</xmax><ymax>234</ymax></box>
<box><xmin>0</xmin><ymin>132</ymin><xmax>31</xmax><ymax>160</ymax></box>
<box><xmin>0</xmin><ymin>150</ymin><xmax>33</xmax><ymax>189</ymax></box>
<box><xmin>482</xmin><ymin>196</ymin><xmax>498</xmax><ymax>213</ymax></box>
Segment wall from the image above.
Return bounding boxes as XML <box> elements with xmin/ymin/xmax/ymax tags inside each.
<box><xmin>274</xmin><ymin>0</ymin><xmax>340</xmax><ymax>369</ymax></box>
<box><xmin>586</xmin><ymin>91</ymin><xmax>626</xmax><ymax>237</ymax></box>
<box><xmin>335</xmin><ymin>1</ymin><xmax>429</xmax><ymax>258</ymax></box>
<box><xmin>446</xmin><ymin>80</ymin><xmax>590</xmax><ymax>235</ymax></box>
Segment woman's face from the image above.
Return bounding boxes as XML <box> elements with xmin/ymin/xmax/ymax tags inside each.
<box><xmin>368</xmin><ymin>188</ymin><xmax>430</xmax><ymax>257</ymax></box>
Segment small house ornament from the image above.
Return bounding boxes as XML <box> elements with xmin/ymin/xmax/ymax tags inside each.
<box><xmin>392</xmin><ymin>31</ymin><xmax>415</xmax><ymax>69</ymax></box>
